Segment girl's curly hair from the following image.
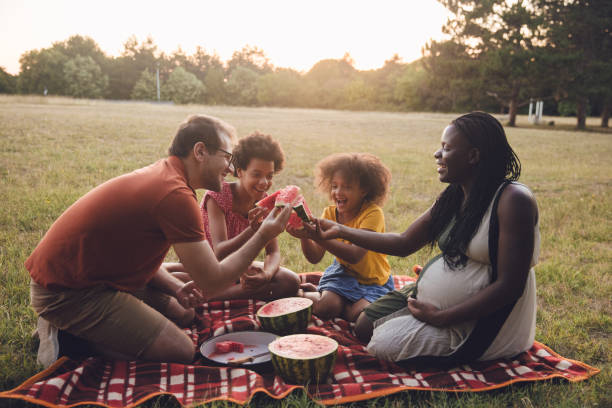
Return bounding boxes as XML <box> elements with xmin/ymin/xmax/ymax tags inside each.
<box><xmin>232</xmin><ymin>132</ymin><xmax>285</xmax><ymax>176</ymax></box>
<box><xmin>315</xmin><ymin>153</ymin><xmax>391</xmax><ymax>206</ymax></box>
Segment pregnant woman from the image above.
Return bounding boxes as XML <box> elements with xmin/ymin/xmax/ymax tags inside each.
<box><xmin>310</xmin><ymin>111</ymin><xmax>540</xmax><ymax>365</ymax></box>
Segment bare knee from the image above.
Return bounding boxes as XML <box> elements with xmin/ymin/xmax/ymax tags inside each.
<box><xmin>312</xmin><ymin>292</ymin><xmax>344</xmax><ymax>320</ymax></box>
<box><xmin>272</xmin><ymin>268</ymin><xmax>300</xmax><ymax>298</ymax></box>
<box><xmin>354</xmin><ymin>312</ymin><xmax>374</xmax><ymax>343</ymax></box>
<box><xmin>142</xmin><ymin>320</ymin><xmax>195</xmax><ymax>364</ymax></box>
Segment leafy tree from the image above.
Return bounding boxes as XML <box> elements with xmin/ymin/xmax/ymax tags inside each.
<box><xmin>436</xmin><ymin>0</ymin><xmax>546</xmax><ymax>126</ymax></box>
<box><xmin>304</xmin><ymin>54</ymin><xmax>357</xmax><ymax>108</ymax></box>
<box><xmin>226</xmin><ymin>45</ymin><xmax>273</xmax><ymax>76</ymax></box>
<box><xmin>0</xmin><ymin>67</ymin><xmax>17</xmax><ymax>94</ymax></box>
<box><xmin>256</xmin><ymin>68</ymin><xmax>303</xmax><ymax>107</ymax></box>
<box><xmin>18</xmin><ymin>47</ymin><xmax>68</xmax><ymax>95</ymax></box>
<box><xmin>108</xmin><ymin>36</ymin><xmax>160</xmax><ymax>100</ymax></box>
<box><xmin>203</xmin><ymin>66</ymin><xmax>226</xmax><ymax>104</ymax></box>
<box><xmin>56</xmin><ymin>35</ymin><xmax>110</xmax><ymax>72</ymax></box>
<box><xmin>131</xmin><ymin>69</ymin><xmax>158</xmax><ymax>100</ymax></box>
<box><xmin>363</xmin><ymin>55</ymin><xmax>407</xmax><ymax>110</ymax></box>
<box><xmin>226</xmin><ymin>66</ymin><xmax>259</xmax><ymax>106</ymax></box>
<box><xmin>63</xmin><ymin>55</ymin><xmax>108</xmax><ymax>98</ymax></box>
<box><xmin>538</xmin><ymin>0</ymin><xmax>612</xmax><ymax>128</ymax></box>
<box><xmin>163</xmin><ymin>67</ymin><xmax>205</xmax><ymax>104</ymax></box>
<box><xmin>394</xmin><ymin>63</ymin><xmax>430</xmax><ymax>111</ymax></box>
<box><xmin>420</xmin><ymin>39</ymin><xmax>484</xmax><ymax>112</ymax></box>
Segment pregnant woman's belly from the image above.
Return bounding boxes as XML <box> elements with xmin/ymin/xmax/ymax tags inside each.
<box><xmin>416</xmin><ymin>257</ymin><xmax>491</xmax><ymax>310</ymax></box>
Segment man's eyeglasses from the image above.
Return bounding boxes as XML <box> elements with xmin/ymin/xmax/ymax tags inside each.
<box><xmin>216</xmin><ymin>147</ymin><xmax>233</xmax><ymax>164</ymax></box>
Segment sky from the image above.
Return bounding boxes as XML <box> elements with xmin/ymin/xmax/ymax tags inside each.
<box><xmin>0</xmin><ymin>0</ymin><xmax>452</xmax><ymax>75</ymax></box>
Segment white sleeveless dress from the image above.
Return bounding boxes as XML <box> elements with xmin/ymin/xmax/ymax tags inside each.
<box><xmin>367</xmin><ymin>184</ymin><xmax>540</xmax><ymax>362</ymax></box>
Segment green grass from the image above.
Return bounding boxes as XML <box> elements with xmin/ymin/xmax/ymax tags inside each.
<box><xmin>0</xmin><ymin>95</ymin><xmax>610</xmax><ymax>407</ymax></box>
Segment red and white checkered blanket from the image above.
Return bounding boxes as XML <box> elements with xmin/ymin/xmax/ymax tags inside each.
<box><xmin>0</xmin><ymin>273</ymin><xmax>600</xmax><ymax>407</ymax></box>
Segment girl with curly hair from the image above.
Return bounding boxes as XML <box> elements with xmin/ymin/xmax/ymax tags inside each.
<box><xmin>288</xmin><ymin>152</ymin><xmax>393</xmax><ymax>322</ymax></box>
<box><xmin>199</xmin><ymin>132</ymin><xmax>300</xmax><ymax>300</ymax></box>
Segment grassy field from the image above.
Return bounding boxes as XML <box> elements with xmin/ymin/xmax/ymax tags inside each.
<box><xmin>0</xmin><ymin>95</ymin><xmax>610</xmax><ymax>407</ymax></box>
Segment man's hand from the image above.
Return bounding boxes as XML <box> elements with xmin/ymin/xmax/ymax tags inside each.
<box><xmin>257</xmin><ymin>205</ymin><xmax>292</xmax><ymax>241</ymax></box>
<box><xmin>407</xmin><ymin>298</ymin><xmax>446</xmax><ymax>327</ymax></box>
<box><xmin>175</xmin><ymin>281</ymin><xmax>205</xmax><ymax>309</ymax></box>
<box><xmin>240</xmin><ymin>265</ymin><xmax>270</xmax><ymax>290</ymax></box>
<box><xmin>248</xmin><ymin>206</ymin><xmax>269</xmax><ymax>232</ymax></box>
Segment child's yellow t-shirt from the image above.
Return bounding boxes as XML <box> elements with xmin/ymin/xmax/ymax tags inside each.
<box><xmin>322</xmin><ymin>202</ymin><xmax>391</xmax><ymax>285</ymax></box>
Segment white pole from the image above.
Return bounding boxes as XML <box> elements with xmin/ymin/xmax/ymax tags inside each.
<box><xmin>156</xmin><ymin>63</ymin><xmax>160</xmax><ymax>101</ymax></box>
<box><xmin>528</xmin><ymin>99</ymin><xmax>534</xmax><ymax>123</ymax></box>
<box><xmin>538</xmin><ymin>100</ymin><xmax>544</xmax><ymax>123</ymax></box>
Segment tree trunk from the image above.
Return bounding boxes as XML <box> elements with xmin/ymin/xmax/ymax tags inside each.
<box><xmin>576</xmin><ymin>97</ymin><xmax>587</xmax><ymax>129</ymax></box>
<box><xmin>601</xmin><ymin>101</ymin><xmax>610</xmax><ymax>128</ymax></box>
<box><xmin>507</xmin><ymin>98</ymin><xmax>517</xmax><ymax>127</ymax></box>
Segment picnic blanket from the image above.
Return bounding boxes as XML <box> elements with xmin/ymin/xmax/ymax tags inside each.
<box><xmin>0</xmin><ymin>273</ymin><xmax>600</xmax><ymax>407</ymax></box>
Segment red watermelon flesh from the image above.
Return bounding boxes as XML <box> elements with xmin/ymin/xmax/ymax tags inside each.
<box><xmin>269</xmin><ymin>334</ymin><xmax>337</xmax><ymax>359</ymax></box>
<box><xmin>275</xmin><ymin>185</ymin><xmax>302</xmax><ymax>207</ymax></box>
<box><xmin>259</xmin><ymin>297</ymin><xmax>313</xmax><ymax>317</ymax></box>
<box><xmin>256</xmin><ymin>190</ymin><xmax>281</xmax><ymax>210</ymax></box>
<box><xmin>215</xmin><ymin>340</ymin><xmax>244</xmax><ymax>354</ymax></box>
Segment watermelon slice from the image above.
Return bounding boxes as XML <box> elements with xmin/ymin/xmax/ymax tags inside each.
<box><xmin>256</xmin><ymin>185</ymin><xmax>313</xmax><ymax>229</ymax></box>
<box><xmin>269</xmin><ymin>334</ymin><xmax>338</xmax><ymax>384</ymax></box>
<box><xmin>275</xmin><ymin>185</ymin><xmax>302</xmax><ymax>207</ymax></box>
<box><xmin>215</xmin><ymin>340</ymin><xmax>244</xmax><ymax>354</ymax></box>
<box><xmin>255</xmin><ymin>190</ymin><xmax>281</xmax><ymax>210</ymax></box>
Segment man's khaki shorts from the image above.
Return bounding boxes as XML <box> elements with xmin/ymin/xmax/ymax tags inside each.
<box><xmin>30</xmin><ymin>280</ymin><xmax>171</xmax><ymax>358</ymax></box>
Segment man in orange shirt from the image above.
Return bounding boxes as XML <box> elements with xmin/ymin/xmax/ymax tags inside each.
<box><xmin>26</xmin><ymin>114</ymin><xmax>292</xmax><ymax>367</ymax></box>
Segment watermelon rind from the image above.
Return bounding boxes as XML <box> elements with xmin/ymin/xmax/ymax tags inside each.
<box><xmin>269</xmin><ymin>334</ymin><xmax>338</xmax><ymax>384</ymax></box>
<box><xmin>292</xmin><ymin>203</ymin><xmax>311</xmax><ymax>224</ymax></box>
<box><xmin>256</xmin><ymin>297</ymin><xmax>313</xmax><ymax>336</ymax></box>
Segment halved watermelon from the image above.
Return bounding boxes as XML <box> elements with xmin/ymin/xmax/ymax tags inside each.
<box><xmin>269</xmin><ymin>334</ymin><xmax>338</xmax><ymax>384</ymax></box>
<box><xmin>257</xmin><ymin>297</ymin><xmax>312</xmax><ymax>335</ymax></box>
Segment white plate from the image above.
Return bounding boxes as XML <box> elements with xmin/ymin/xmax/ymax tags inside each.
<box><xmin>200</xmin><ymin>331</ymin><xmax>278</xmax><ymax>366</ymax></box>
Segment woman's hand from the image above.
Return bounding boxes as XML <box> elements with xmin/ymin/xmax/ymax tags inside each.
<box><xmin>407</xmin><ymin>298</ymin><xmax>446</xmax><ymax>327</ymax></box>
<box><xmin>248</xmin><ymin>206</ymin><xmax>269</xmax><ymax>232</ymax></box>
<box><xmin>313</xmin><ymin>218</ymin><xmax>342</xmax><ymax>240</ymax></box>
<box><xmin>286</xmin><ymin>224</ymin><xmax>317</xmax><ymax>240</ymax></box>
<box><xmin>175</xmin><ymin>281</ymin><xmax>205</xmax><ymax>309</ymax></box>
<box><xmin>240</xmin><ymin>265</ymin><xmax>270</xmax><ymax>290</ymax></box>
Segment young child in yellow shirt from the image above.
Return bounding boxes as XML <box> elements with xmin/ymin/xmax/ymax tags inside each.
<box><xmin>287</xmin><ymin>152</ymin><xmax>392</xmax><ymax>322</ymax></box>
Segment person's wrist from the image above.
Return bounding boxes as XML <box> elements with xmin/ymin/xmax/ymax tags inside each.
<box><xmin>254</xmin><ymin>227</ymin><xmax>274</xmax><ymax>246</ymax></box>
<box><xmin>337</xmin><ymin>224</ymin><xmax>347</xmax><ymax>239</ymax></box>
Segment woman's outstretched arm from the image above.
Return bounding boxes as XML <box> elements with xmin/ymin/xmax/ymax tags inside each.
<box><xmin>313</xmin><ymin>208</ymin><xmax>433</xmax><ymax>257</ymax></box>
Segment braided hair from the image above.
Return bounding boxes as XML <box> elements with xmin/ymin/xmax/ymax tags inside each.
<box><xmin>429</xmin><ymin>112</ymin><xmax>521</xmax><ymax>267</ymax></box>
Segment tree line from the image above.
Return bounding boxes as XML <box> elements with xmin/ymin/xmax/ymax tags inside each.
<box><xmin>0</xmin><ymin>0</ymin><xmax>609</xmax><ymax>129</ymax></box>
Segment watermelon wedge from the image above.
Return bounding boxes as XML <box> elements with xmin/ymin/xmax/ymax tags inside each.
<box><xmin>255</xmin><ymin>190</ymin><xmax>281</xmax><ymax>210</ymax></box>
<box><xmin>275</xmin><ymin>185</ymin><xmax>302</xmax><ymax>207</ymax></box>
<box><xmin>256</xmin><ymin>185</ymin><xmax>314</xmax><ymax>229</ymax></box>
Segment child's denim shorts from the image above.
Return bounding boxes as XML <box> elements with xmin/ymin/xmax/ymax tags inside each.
<box><xmin>317</xmin><ymin>259</ymin><xmax>394</xmax><ymax>303</ymax></box>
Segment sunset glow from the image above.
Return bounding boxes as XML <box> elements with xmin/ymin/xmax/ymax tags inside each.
<box><xmin>0</xmin><ymin>0</ymin><xmax>451</xmax><ymax>74</ymax></box>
